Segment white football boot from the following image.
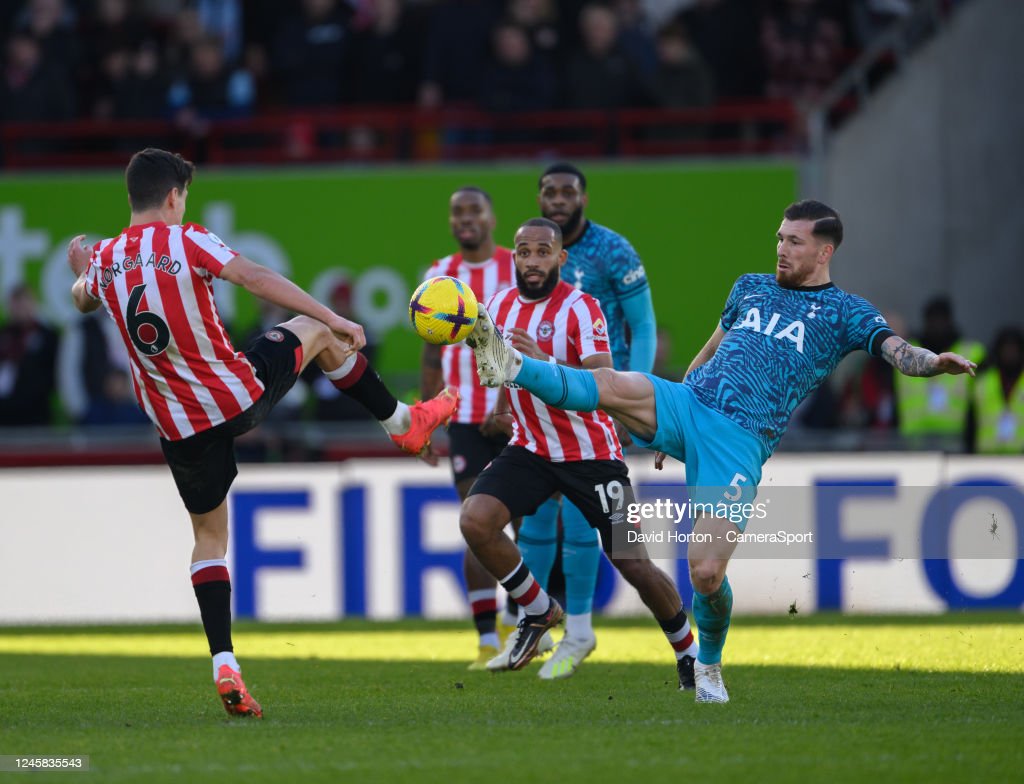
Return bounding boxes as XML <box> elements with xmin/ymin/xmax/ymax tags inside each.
<box><xmin>465</xmin><ymin>309</ymin><xmax>519</xmax><ymax>388</ymax></box>
<box><xmin>694</xmin><ymin>660</ymin><xmax>730</xmax><ymax>703</ymax></box>
<box><xmin>538</xmin><ymin>635</ymin><xmax>596</xmax><ymax>680</ymax></box>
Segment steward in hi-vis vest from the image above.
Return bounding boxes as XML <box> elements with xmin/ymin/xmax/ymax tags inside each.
<box><xmin>974</xmin><ymin>327</ymin><xmax>1024</xmax><ymax>454</ymax></box>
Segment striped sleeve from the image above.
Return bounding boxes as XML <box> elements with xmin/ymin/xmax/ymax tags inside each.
<box><xmin>84</xmin><ymin>239</ymin><xmax>112</xmax><ymax>299</ymax></box>
<box><xmin>570</xmin><ymin>294</ymin><xmax>611</xmax><ymax>359</ymax></box>
<box><xmin>183</xmin><ymin>223</ymin><xmax>238</xmax><ymax>277</ymax></box>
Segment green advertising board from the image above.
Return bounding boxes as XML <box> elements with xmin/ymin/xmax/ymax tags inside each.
<box><xmin>0</xmin><ymin>161</ymin><xmax>796</xmax><ymax>387</ymax></box>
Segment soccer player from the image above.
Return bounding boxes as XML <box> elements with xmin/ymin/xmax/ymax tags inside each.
<box><xmin>66</xmin><ymin>148</ymin><xmax>458</xmax><ymax>718</ymax></box>
<box><xmin>460</xmin><ymin>217</ymin><xmax>700</xmax><ymax>686</ymax></box>
<box><xmin>511</xmin><ymin>163</ymin><xmax>658</xmax><ymax>679</ymax></box>
<box><xmin>419</xmin><ymin>186</ymin><xmax>528</xmax><ymax>669</ymax></box>
<box><xmin>468</xmin><ymin>200</ymin><xmax>978</xmax><ymax>702</ymax></box>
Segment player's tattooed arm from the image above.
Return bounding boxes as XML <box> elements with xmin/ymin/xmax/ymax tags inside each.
<box><xmin>881</xmin><ymin>336</ymin><xmax>977</xmax><ymax>377</ymax></box>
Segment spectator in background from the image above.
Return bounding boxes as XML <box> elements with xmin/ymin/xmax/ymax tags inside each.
<box><xmin>58</xmin><ymin>306</ymin><xmax>140</xmax><ymax>425</ymax></box>
<box><xmin>191</xmin><ymin>0</ymin><xmax>244</xmax><ymax>64</ymax></box>
<box><xmin>94</xmin><ymin>42</ymin><xmax>167</xmax><ymax>121</ymax></box>
<box><xmin>478</xmin><ymin>20</ymin><xmax>556</xmax><ymax>114</ymax></box>
<box><xmin>564</xmin><ymin>3</ymin><xmax>651</xmax><ymax>110</ymax></box>
<box><xmin>895</xmin><ymin>297</ymin><xmax>984</xmax><ymax>449</ymax></box>
<box><xmin>612</xmin><ymin>0</ymin><xmax>658</xmax><ymax>76</ymax></box>
<box><xmin>418</xmin><ymin>0</ymin><xmax>502</xmax><ymax>108</ymax></box>
<box><xmin>839</xmin><ymin>310</ymin><xmax>906</xmax><ymax>430</ymax></box>
<box><xmin>14</xmin><ymin>0</ymin><xmax>78</xmax><ymax>80</ymax></box>
<box><xmin>82</xmin><ymin>369</ymin><xmax>151</xmax><ymax>426</ymax></box>
<box><xmin>651</xmin><ymin>22</ymin><xmax>714</xmax><ymax>109</ymax></box>
<box><xmin>168</xmin><ymin>34</ymin><xmax>255</xmax><ymax>128</ymax></box>
<box><xmin>78</xmin><ymin>0</ymin><xmax>154</xmax><ymax>111</ymax></box>
<box><xmin>760</xmin><ymin>0</ymin><xmax>846</xmax><ymax>105</ymax></box>
<box><xmin>678</xmin><ymin>0</ymin><xmax>763</xmax><ymax>99</ymax></box>
<box><xmin>344</xmin><ymin>0</ymin><xmax>421</xmax><ymax>105</ymax></box>
<box><xmin>973</xmin><ymin>327</ymin><xmax>1024</xmax><ymax>454</ymax></box>
<box><xmin>0</xmin><ymin>284</ymin><xmax>59</xmax><ymax>427</ymax></box>
<box><xmin>506</xmin><ymin>0</ymin><xmax>562</xmax><ymax>68</ymax></box>
<box><xmin>0</xmin><ymin>32</ymin><xmax>74</xmax><ymax>122</ymax></box>
<box><xmin>273</xmin><ymin>0</ymin><xmax>353</xmax><ymax>107</ymax></box>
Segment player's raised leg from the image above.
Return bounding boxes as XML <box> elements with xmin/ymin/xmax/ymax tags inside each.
<box><xmin>279</xmin><ymin>315</ymin><xmax>458</xmax><ymax>455</ymax></box>
<box><xmin>467</xmin><ymin>311</ymin><xmax>658</xmax><ymax>439</ymax></box>
<box><xmin>687</xmin><ymin>514</ymin><xmax>740</xmax><ymax>703</ymax></box>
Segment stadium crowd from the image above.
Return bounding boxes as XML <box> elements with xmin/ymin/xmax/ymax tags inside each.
<box><xmin>0</xmin><ymin>0</ymin><xmax>928</xmax><ymax>127</ymax></box>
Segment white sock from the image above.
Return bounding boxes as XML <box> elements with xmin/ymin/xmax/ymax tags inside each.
<box><xmin>212</xmin><ymin>650</ymin><xmax>240</xmax><ymax>681</ymax></box>
<box><xmin>323</xmin><ymin>353</ymin><xmax>358</xmax><ymax>380</ymax></box>
<box><xmin>565</xmin><ymin>612</ymin><xmax>594</xmax><ymax>640</ymax></box>
<box><xmin>380</xmin><ymin>401</ymin><xmax>411</xmax><ymax>435</ymax></box>
<box><xmin>480</xmin><ymin>632</ymin><xmax>499</xmax><ymax>649</ymax></box>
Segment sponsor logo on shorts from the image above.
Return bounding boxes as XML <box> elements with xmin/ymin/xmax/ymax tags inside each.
<box><xmin>453</xmin><ymin>454</ymin><xmax>467</xmax><ymax>474</ymax></box>
<box><xmin>537</xmin><ymin>321</ymin><xmax>554</xmax><ymax>340</ymax></box>
<box><xmin>265</xmin><ymin>330</ymin><xmax>285</xmax><ymax>343</ymax></box>
<box><xmin>610</xmin><ymin>512</ymin><xmax>625</xmax><ymax>524</ymax></box>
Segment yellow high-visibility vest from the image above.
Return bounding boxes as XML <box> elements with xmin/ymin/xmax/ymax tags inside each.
<box><xmin>974</xmin><ymin>368</ymin><xmax>1024</xmax><ymax>454</ymax></box>
<box><xmin>896</xmin><ymin>340</ymin><xmax>984</xmax><ymax>436</ymax></box>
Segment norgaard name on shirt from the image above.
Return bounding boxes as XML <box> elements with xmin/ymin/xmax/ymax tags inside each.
<box><xmin>99</xmin><ymin>254</ymin><xmax>183</xmax><ymax>288</ymax></box>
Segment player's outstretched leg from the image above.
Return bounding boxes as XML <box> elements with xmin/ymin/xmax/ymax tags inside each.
<box><xmin>688</xmin><ymin>516</ymin><xmax>739</xmax><ymax>704</ymax></box>
<box><xmin>539</xmin><ymin>499</ymin><xmax>599</xmax><ymax>680</ymax></box>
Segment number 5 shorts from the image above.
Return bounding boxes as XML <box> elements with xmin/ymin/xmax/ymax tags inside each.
<box><xmin>159</xmin><ymin>327</ymin><xmax>304</xmax><ymax>515</ymax></box>
<box><xmin>630</xmin><ymin>376</ymin><xmax>770</xmax><ymax>532</ymax></box>
<box><xmin>468</xmin><ymin>445</ymin><xmax>647</xmax><ymax>558</ymax></box>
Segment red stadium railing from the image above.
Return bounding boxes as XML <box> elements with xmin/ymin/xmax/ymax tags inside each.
<box><xmin>0</xmin><ymin>102</ymin><xmax>801</xmax><ymax>170</ymax></box>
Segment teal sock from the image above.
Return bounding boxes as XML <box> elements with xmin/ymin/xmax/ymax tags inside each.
<box><xmin>514</xmin><ymin>355</ymin><xmax>599</xmax><ymax>411</ymax></box>
<box><xmin>561</xmin><ymin>499</ymin><xmax>600</xmax><ymax>616</ymax></box>
<box><xmin>692</xmin><ymin>576</ymin><xmax>733</xmax><ymax>665</ymax></box>
<box><xmin>517</xmin><ymin>497</ymin><xmax>560</xmax><ymax>590</ymax></box>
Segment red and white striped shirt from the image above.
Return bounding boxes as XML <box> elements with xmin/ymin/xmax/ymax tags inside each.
<box><xmin>85</xmin><ymin>221</ymin><xmax>263</xmax><ymax>441</ymax></box>
<box><xmin>424</xmin><ymin>248</ymin><xmax>515</xmax><ymax>424</ymax></box>
<box><xmin>487</xmin><ymin>281</ymin><xmax>622</xmax><ymax>462</ymax></box>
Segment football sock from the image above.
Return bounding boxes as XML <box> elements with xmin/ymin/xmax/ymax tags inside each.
<box><xmin>323</xmin><ymin>353</ymin><xmax>406</xmax><ymax>426</ymax></box>
<box><xmin>468</xmin><ymin>588</ymin><xmax>498</xmax><ymax>647</ymax></box>
<box><xmin>191</xmin><ymin>559</ymin><xmax>234</xmax><ymax>676</ymax></box>
<box><xmin>561</xmin><ymin>499</ymin><xmax>600</xmax><ymax>624</ymax></box>
<box><xmin>511</xmin><ymin>355</ymin><xmax>600</xmax><ymax>411</ymax></box>
<box><xmin>212</xmin><ymin>651</ymin><xmax>241</xmax><ymax>680</ymax></box>
<box><xmin>517</xmin><ymin>497</ymin><xmax>560</xmax><ymax>590</ymax></box>
<box><xmin>692</xmin><ymin>576</ymin><xmax>733</xmax><ymax>665</ymax></box>
<box><xmin>499</xmin><ymin>559</ymin><xmax>551</xmax><ymax>617</ymax></box>
<box><xmin>659</xmin><ymin>606</ymin><xmax>700</xmax><ymax>660</ymax></box>
<box><xmin>565</xmin><ymin>612</ymin><xmax>594</xmax><ymax>640</ymax></box>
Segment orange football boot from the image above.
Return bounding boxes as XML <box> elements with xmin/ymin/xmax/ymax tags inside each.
<box><xmin>390</xmin><ymin>385</ymin><xmax>459</xmax><ymax>455</ymax></box>
<box><xmin>216</xmin><ymin>665</ymin><xmax>263</xmax><ymax>718</ymax></box>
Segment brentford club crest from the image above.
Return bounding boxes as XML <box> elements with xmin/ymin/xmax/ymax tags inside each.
<box><xmin>265</xmin><ymin>330</ymin><xmax>285</xmax><ymax>343</ymax></box>
<box><xmin>537</xmin><ymin>321</ymin><xmax>554</xmax><ymax>340</ymax></box>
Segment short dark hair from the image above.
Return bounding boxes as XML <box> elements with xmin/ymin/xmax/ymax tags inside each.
<box><xmin>452</xmin><ymin>185</ymin><xmax>493</xmax><ymax>205</ymax></box>
<box><xmin>126</xmin><ymin>148</ymin><xmax>195</xmax><ymax>212</ymax></box>
<box><xmin>539</xmin><ymin>162</ymin><xmax>587</xmax><ymax>192</ymax></box>
<box><xmin>783</xmin><ymin>200</ymin><xmax>843</xmax><ymax>249</ymax></box>
<box><xmin>518</xmin><ymin>217</ymin><xmax>562</xmax><ymax>243</ymax></box>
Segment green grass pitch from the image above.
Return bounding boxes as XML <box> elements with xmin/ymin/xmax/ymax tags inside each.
<box><xmin>1</xmin><ymin>613</ymin><xmax>1021</xmax><ymax>783</ymax></box>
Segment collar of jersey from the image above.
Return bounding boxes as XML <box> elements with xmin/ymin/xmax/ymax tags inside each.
<box><xmin>124</xmin><ymin>220</ymin><xmax>171</xmax><ymax>233</ymax></box>
<box><xmin>778</xmin><ymin>280</ymin><xmax>835</xmax><ymax>292</ymax></box>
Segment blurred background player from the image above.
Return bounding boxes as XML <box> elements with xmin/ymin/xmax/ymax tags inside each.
<box><xmin>67</xmin><ymin>148</ymin><xmax>458</xmax><ymax>717</ymax></box>
<box><xmin>419</xmin><ymin>186</ymin><xmax>520</xmax><ymax>669</ymax></box>
<box><xmin>511</xmin><ymin>162</ymin><xmax>658</xmax><ymax>678</ymax></box>
<box><xmin>462</xmin><ymin>217</ymin><xmax>699</xmax><ymax>684</ymax></box>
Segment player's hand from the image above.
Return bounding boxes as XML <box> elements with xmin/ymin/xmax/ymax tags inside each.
<box><xmin>480</xmin><ymin>410</ymin><xmax>514</xmax><ymax>438</ymax></box>
<box><xmin>67</xmin><ymin>234</ymin><xmax>91</xmax><ymax>276</ymax></box>
<box><xmin>654</xmin><ymin>451</ymin><xmax>667</xmax><ymax>470</ymax></box>
<box><xmin>507</xmin><ymin>327</ymin><xmax>547</xmax><ymax>360</ymax></box>
<box><xmin>329</xmin><ymin>316</ymin><xmax>366</xmax><ymax>351</ymax></box>
<box><xmin>935</xmin><ymin>352</ymin><xmax>977</xmax><ymax>377</ymax></box>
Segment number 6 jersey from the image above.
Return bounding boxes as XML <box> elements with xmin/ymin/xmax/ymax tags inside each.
<box><xmin>84</xmin><ymin>221</ymin><xmax>263</xmax><ymax>440</ymax></box>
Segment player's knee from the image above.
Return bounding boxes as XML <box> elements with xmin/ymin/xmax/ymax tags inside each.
<box><xmin>459</xmin><ymin>496</ymin><xmax>504</xmax><ymax>545</ymax></box>
<box><xmin>689</xmin><ymin>559</ymin><xmax>724</xmax><ymax>594</ymax></box>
